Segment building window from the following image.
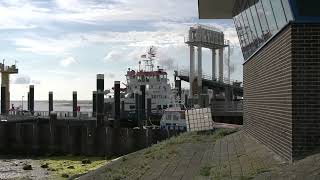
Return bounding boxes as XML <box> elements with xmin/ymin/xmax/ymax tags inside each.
<box><xmin>233</xmin><ymin>0</ymin><xmax>293</xmax><ymax>61</ymax></box>
<box><xmin>261</xmin><ymin>0</ymin><xmax>278</xmax><ymax>35</ymax></box>
<box><xmin>281</xmin><ymin>0</ymin><xmax>293</xmax><ymax>21</ymax></box>
<box><xmin>270</xmin><ymin>0</ymin><xmax>287</xmax><ymax>29</ymax></box>
<box><xmin>255</xmin><ymin>1</ymin><xmax>272</xmax><ymax>41</ymax></box>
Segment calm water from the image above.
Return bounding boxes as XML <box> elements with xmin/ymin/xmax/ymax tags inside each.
<box><xmin>11</xmin><ymin>100</ymin><xmax>92</xmax><ymax>112</ymax></box>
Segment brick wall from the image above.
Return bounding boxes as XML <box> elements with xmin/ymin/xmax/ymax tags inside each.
<box><xmin>244</xmin><ymin>23</ymin><xmax>320</xmax><ymax>161</ymax></box>
<box><xmin>291</xmin><ymin>24</ymin><xmax>320</xmax><ymax>159</ymax></box>
<box><xmin>244</xmin><ymin>25</ymin><xmax>293</xmax><ymax>161</ymax></box>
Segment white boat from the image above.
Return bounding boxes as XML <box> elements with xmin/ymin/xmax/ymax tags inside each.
<box><xmin>160</xmin><ymin>103</ymin><xmax>187</xmax><ymax>131</ymax></box>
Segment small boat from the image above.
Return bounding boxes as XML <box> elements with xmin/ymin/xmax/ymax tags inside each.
<box><xmin>160</xmin><ymin>103</ymin><xmax>187</xmax><ymax>131</ymax></box>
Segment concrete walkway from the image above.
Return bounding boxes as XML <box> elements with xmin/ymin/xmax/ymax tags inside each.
<box><xmin>78</xmin><ymin>129</ymin><xmax>320</xmax><ymax>180</ymax></box>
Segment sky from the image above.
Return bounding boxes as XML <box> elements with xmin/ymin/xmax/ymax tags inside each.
<box><xmin>4</xmin><ymin>0</ymin><xmax>244</xmax><ymax>100</ymax></box>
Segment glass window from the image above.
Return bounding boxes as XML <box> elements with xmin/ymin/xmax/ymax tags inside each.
<box><xmin>281</xmin><ymin>0</ymin><xmax>293</xmax><ymax>21</ymax></box>
<box><xmin>241</xmin><ymin>11</ymin><xmax>253</xmax><ymax>44</ymax></box>
<box><xmin>255</xmin><ymin>0</ymin><xmax>272</xmax><ymax>40</ymax></box>
<box><xmin>245</xmin><ymin>3</ymin><xmax>259</xmax><ymax>49</ymax></box>
<box><xmin>262</xmin><ymin>0</ymin><xmax>278</xmax><ymax>35</ymax></box>
<box><xmin>270</xmin><ymin>0</ymin><xmax>287</xmax><ymax>29</ymax></box>
<box><xmin>249</xmin><ymin>1</ymin><xmax>263</xmax><ymax>46</ymax></box>
<box><xmin>240</xmin><ymin>12</ymin><xmax>254</xmax><ymax>57</ymax></box>
<box><xmin>234</xmin><ymin>15</ymin><xmax>246</xmax><ymax>56</ymax></box>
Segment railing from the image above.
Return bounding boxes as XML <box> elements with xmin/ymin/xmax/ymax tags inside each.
<box><xmin>6</xmin><ymin>111</ymin><xmax>97</xmax><ymax>120</ymax></box>
<box><xmin>184</xmin><ymin>36</ymin><xmax>229</xmax><ymax>47</ymax></box>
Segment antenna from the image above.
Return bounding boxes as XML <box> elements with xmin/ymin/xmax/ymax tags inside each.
<box><xmin>139</xmin><ymin>61</ymin><xmax>141</xmax><ymax>71</ymax></box>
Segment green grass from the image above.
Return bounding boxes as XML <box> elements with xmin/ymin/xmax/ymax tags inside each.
<box><xmin>100</xmin><ymin>129</ymin><xmax>238</xmax><ymax>180</ymax></box>
<box><xmin>39</xmin><ymin>156</ymin><xmax>109</xmax><ymax>179</ymax></box>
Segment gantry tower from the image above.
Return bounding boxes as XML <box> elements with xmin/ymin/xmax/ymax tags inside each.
<box><xmin>0</xmin><ymin>60</ymin><xmax>18</xmax><ymax>113</ymax></box>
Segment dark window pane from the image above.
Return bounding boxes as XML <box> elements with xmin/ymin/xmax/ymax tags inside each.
<box><xmin>255</xmin><ymin>1</ymin><xmax>272</xmax><ymax>40</ymax></box>
<box><xmin>281</xmin><ymin>0</ymin><xmax>293</xmax><ymax>21</ymax></box>
<box><xmin>270</xmin><ymin>0</ymin><xmax>287</xmax><ymax>29</ymax></box>
<box><xmin>262</xmin><ymin>0</ymin><xmax>278</xmax><ymax>35</ymax></box>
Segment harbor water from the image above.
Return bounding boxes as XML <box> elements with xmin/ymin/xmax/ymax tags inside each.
<box><xmin>10</xmin><ymin>100</ymin><xmax>92</xmax><ymax>112</ymax></box>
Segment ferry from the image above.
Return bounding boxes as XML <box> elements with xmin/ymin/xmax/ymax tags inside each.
<box><xmin>105</xmin><ymin>47</ymin><xmax>185</xmax><ymax>120</ymax></box>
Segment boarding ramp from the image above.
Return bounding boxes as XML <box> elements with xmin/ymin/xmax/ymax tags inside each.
<box><xmin>176</xmin><ymin>70</ymin><xmax>243</xmax><ymax>97</ymax></box>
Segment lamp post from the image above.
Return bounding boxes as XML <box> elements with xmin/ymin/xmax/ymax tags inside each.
<box><xmin>22</xmin><ymin>96</ymin><xmax>24</xmax><ymax>110</ymax></box>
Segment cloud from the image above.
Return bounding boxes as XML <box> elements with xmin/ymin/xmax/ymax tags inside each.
<box><xmin>105</xmin><ymin>73</ymin><xmax>115</xmax><ymax>79</ymax></box>
<box><xmin>60</xmin><ymin>57</ymin><xmax>77</xmax><ymax>67</ymax></box>
<box><xmin>104</xmin><ymin>50</ymin><xmax>123</xmax><ymax>62</ymax></box>
<box><xmin>12</xmin><ymin>75</ymin><xmax>41</xmax><ymax>85</ymax></box>
<box><xmin>31</xmin><ymin>80</ymin><xmax>41</xmax><ymax>84</ymax></box>
<box><xmin>13</xmin><ymin>75</ymin><xmax>31</xmax><ymax>84</ymax></box>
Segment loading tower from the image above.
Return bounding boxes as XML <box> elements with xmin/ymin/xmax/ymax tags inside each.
<box><xmin>0</xmin><ymin>60</ymin><xmax>18</xmax><ymax>113</ymax></box>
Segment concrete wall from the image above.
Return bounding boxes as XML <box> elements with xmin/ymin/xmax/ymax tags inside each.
<box><xmin>244</xmin><ymin>23</ymin><xmax>320</xmax><ymax>161</ymax></box>
<box><xmin>0</xmin><ymin>119</ymin><xmax>182</xmax><ymax>157</ymax></box>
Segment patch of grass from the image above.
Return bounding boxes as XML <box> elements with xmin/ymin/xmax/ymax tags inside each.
<box><xmin>40</xmin><ymin>156</ymin><xmax>109</xmax><ymax>179</ymax></box>
<box><xmin>199</xmin><ymin>166</ymin><xmax>211</xmax><ymax>176</ymax></box>
<box><xmin>256</xmin><ymin>168</ymin><xmax>271</xmax><ymax>175</ymax></box>
<box><xmin>217</xmin><ymin>129</ymin><xmax>238</xmax><ymax>137</ymax></box>
<box><xmin>240</xmin><ymin>176</ymin><xmax>254</xmax><ymax>180</ymax></box>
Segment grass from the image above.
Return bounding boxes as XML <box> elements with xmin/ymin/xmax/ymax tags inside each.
<box><xmin>39</xmin><ymin>156</ymin><xmax>109</xmax><ymax>179</ymax></box>
<box><xmin>99</xmin><ymin>129</ymin><xmax>238</xmax><ymax>180</ymax></box>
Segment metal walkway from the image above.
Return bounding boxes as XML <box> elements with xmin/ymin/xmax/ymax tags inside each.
<box><xmin>175</xmin><ymin>70</ymin><xmax>243</xmax><ymax>97</ymax></box>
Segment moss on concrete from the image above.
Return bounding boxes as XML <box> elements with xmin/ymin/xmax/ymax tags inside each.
<box><xmin>39</xmin><ymin>156</ymin><xmax>109</xmax><ymax>179</ymax></box>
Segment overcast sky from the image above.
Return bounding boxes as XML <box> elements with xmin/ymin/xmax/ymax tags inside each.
<box><xmin>5</xmin><ymin>0</ymin><xmax>243</xmax><ymax>100</ymax></box>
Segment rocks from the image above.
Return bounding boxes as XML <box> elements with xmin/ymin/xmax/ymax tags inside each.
<box><xmin>23</xmin><ymin>164</ymin><xmax>32</xmax><ymax>170</ymax></box>
<box><xmin>81</xmin><ymin>159</ymin><xmax>91</xmax><ymax>164</ymax></box>
<box><xmin>61</xmin><ymin>173</ymin><xmax>69</xmax><ymax>178</ymax></box>
<box><xmin>41</xmin><ymin>163</ymin><xmax>49</xmax><ymax>168</ymax></box>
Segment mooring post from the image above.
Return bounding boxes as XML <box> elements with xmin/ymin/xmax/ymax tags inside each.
<box><xmin>114</xmin><ymin>81</ymin><xmax>121</xmax><ymax>127</ymax></box>
<box><xmin>92</xmin><ymin>91</ymin><xmax>97</xmax><ymax>117</ymax></box>
<box><xmin>175</xmin><ymin>79</ymin><xmax>182</xmax><ymax>100</ymax></box>
<box><xmin>32</xmin><ymin>120</ymin><xmax>39</xmax><ymax>154</ymax></box>
<box><xmin>121</xmin><ymin>101</ymin><xmax>125</xmax><ymax>113</ymax></box>
<box><xmin>29</xmin><ymin>85</ymin><xmax>34</xmax><ymax>115</ymax></box>
<box><xmin>27</xmin><ymin>92</ymin><xmax>30</xmax><ymax>111</ymax></box>
<box><xmin>73</xmin><ymin>91</ymin><xmax>77</xmax><ymax>118</ymax></box>
<box><xmin>97</xmin><ymin>74</ymin><xmax>104</xmax><ymax>92</ymax></box>
<box><xmin>185</xmin><ymin>94</ymin><xmax>188</xmax><ymax>108</ymax></box>
<box><xmin>49</xmin><ymin>112</ymin><xmax>57</xmax><ymax>153</ymax></box>
<box><xmin>49</xmin><ymin>91</ymin><xmax>53</xmax><ymax>113</ymax></box>
<box><xmin>140</xmin><ymin>85</ymin><xmax>146</xmax><ymax>121</ymax></box>
<box><xmin>96</xmin><ymin>90</ymin><xmax>105</xmax><ymax>126</ymax></box>
<box><xmin>147</xmin><ymin>98</ymin><xmax>151</xmax><ymax>122</ymax></box>
<box><xmin>135</xmin><ymin>93</ymin><xmax>141</xmax><ymax>127</ymax></box>
<box><xmin>1</xmin><ymin>86</ymin><xmax>6</xmax><ymax>114</ymax></box>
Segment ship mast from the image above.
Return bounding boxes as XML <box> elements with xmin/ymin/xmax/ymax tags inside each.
<box><xmin>142</xmin><ymin>46</ymin><xmax>156</xmax><ymax>72</ymax></box>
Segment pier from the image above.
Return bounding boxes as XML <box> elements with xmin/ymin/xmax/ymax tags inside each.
<box><xmin>0</xmin><ymin>74</ymin><xmax>183</xmax><ymax>157</ymax></box>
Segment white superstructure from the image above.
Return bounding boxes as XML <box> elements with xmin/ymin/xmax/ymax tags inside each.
<box><xmin>105</xmin><ymin>46</ymin><xmax>173</xmax><ymax>112</ymax></box>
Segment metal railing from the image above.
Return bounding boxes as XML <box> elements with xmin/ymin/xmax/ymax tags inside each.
<box><xmin>7</xmin><ymin>111</ymin><xmax>96</xmax><ymax>120</ymax></box>
<box><xmin>184</xmin><ymin>36</ymin><xmax>229</xmax><ymax>47</ymax></box>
